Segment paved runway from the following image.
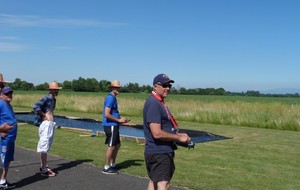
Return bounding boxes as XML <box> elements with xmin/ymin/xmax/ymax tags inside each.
<box><xmin>7</xmin><ymin>147</ymin><xmax>186</xmax><ymax>190</ymax></box>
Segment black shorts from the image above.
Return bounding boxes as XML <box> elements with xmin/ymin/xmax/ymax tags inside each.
<box><xmin>104</xmin><ymin>125</ymin><xmax>120</xmax><ymax>146</ymax></box>
<box><xmin>145</xmin><ymin>152</ymin><xmax>175</xmax><ymax>183</ymax></box>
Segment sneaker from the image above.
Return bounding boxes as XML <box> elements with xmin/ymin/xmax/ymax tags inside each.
<box><xmin>40</xmin><ymin>166</ymin><xmax>58</xmax><ymax>174</ymax></box>
<box><xmin>0</xmin><ymin>181</ymin><xmax>16</xmax><ymax>189</ymax></box>
<box><xmin>40</xmin><ymin>167</ymin><xmax>56</xmax><ymax>177</ymax></box>
<box><xmin>102</xmin><ymin>167</ymin><xmax>119</xmax><ymax>175</ymax></box>
<box><xmin>110</xmin><ymin>164</ymin><xmax>121</xmax><ymax>170</ymax></box>
<box><xmin>45</xmin><ymin>165</ymin><xmax>58</xmax><ymax>174</ymax></box>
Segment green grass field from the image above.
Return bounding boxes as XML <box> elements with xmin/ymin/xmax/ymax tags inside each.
<box><xmin>12</xmin><ymin>91</ymin><xmax>300</xmax><ymax>189</ymax></box>
<box><xmin>12</xmin><ymin>91</ymin><xmax>300</xmax><ymax>131</ymax></box>
<box><xmin>16</xmin><ymin>118</ymin><xmax>300</xmax><ymax>190</ymax></box>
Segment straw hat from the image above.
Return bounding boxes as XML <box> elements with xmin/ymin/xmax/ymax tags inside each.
<box><xmin>0</xmin><ymin>73</ymin><xmax>11</xmax><ymax>83</ymax></box>
<box><xmin>108</xmin><ymin>80</ymin><xmax>121</xmax><ymax>88</ymax></box>
<box><xmin>48</xmin><ymin>81</ymin><xmax>62</xmax><ymax>90</ymax></box>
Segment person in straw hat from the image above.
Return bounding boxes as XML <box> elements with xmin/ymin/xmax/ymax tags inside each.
<box><xmin>32</xmin><ymin>81</ymin><xmax>62</xmax><ymax>177</ymax></box>
<box><xmin>101</xmin><ymin>80</ymin><xmax>130</xmax><ymax>175</ymax></box>
<box><xmin>0</xmin><ymin>73</ymin><xmax>11</xmax><ymax>91</ymax></box>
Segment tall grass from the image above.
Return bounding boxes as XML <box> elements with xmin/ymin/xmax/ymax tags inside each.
<box><xmin>172</xmin><ymin>100</ymin><xmax>300</xmax><ymax>131</ymax></box>
<box><xmin>12</xmin><ymin>91</ymin><xmax>300</xmax><ymax>131</ymax></box>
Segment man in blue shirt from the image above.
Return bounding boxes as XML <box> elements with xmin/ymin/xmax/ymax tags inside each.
<box><xmin>0</xmin><ymin>73</ymin><xmax>13</xmax><ymax>133</ymax></box>
<box><xmin>143</xmin><ymin>74</ymin><xmax>191</xmax><ymax>190</ymax></box>
<box><xmin>102</xmin><ymin>80</ymin><xmax>129</xmax><ymax>175</ymax></box>
<box><xmin>33</xmin><ymin>81</ymin><xmax>62</xmax><ymax>177</ymax></box>
<box><xmin>0</xmin><ymin>86</ymin><xmax>18</xmax><ymax>189</ymax></box>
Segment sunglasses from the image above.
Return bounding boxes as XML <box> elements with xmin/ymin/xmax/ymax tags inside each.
<box><xmin>4</xmin><ymin>92</ymin><xmax>13</xmax><ymax>96</ymax></box>
<box><xmin>156</xmin><ymin>83</ymin><xmax>172</xmax><ymax>88</ymax></box>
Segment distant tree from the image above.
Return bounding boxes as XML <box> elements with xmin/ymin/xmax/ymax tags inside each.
<box><xmin>178</xmin><ymin>87</ymin><xmax>187</xmax><ymax>94</ymax></box>
<box><xmin>126</xmin><ymin>82</ymin><xmax>140</xmax><ymax>93</ymax></box>
<box><xmin>204</xmin><ymin>88</ymin><xmax>215</xmax><ymax>95</ymax></box>
<box><xmin>245</xmin><ymin>90</ymin><xmax>260</xmax><ymax>96</ymax></box>
<box><xmin>72</xmin><ymin>77</ymin><xmax>86</xmax><ymax>91</ymax></box>
<box><xmin>11</xmin><ymin>78</ymin><xmax>34</xmax><ymax>91</ymax></box>
<box><xmin>194</xmin><ymin>88</ymin><xmax>205</xmax><ymax>95</ymax></box>
<box><xmin>99</xmin><ymin>80</ymin><xmax>110</xmax><ymax>92</ymax></box>
<box><xmin>62</xmin><ymin>81</ymin><xmax>72</xmax><ymax>90</ymax></box>
<box><xmin>35</xmin><ymin>82</ymin><xmax>49</xmax><ymax>91</ymax></box>
<box><xmin>20</xmin><ymin>82</ymin><xmax>34</xmax><ymax>91</ymax></box>
<box><xmin>11</xmin><ymin>78</ymin><xmax>22</xmax><ymax>89</ymax></box>
<box><xmin>9</xmin><ymin>76</ymin><xmax>293</xmax><ymax>98</ymax></box>
<box><xmin>85</xmin><ymin>78</ymin><xmax>99</xmax><ymax>92</ymax></box>
<box><xmin>140</xmin><ymin>85</ymin><xmax>152</xmax><ymax>93</ymax></box>
<box><xmin>170</xmin><ymin>87</ymin><xmax>178</xmax><ymax>94</ymax></box>
<box><xmin>215</xmin><ymin>88</ymin><xmax>226</xmax><ymax>95</ymax></box>
<box><xmin>186</xmin><ymin>88</ymin><xmax>196</xmax><ymax>94</ymax></box>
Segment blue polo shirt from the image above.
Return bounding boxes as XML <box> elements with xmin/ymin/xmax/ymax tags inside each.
<box><xmin>102</xmin><ymin>93</ymin><xmax>120</xmax><ymax>127</ymax></box>
<box><xmin>0</xmin><ymin>99</ymin><xmax>18</xmax><ymax>142</ymax></box>
<box><xmin>143</xmin><ymin>95</ymin><xmax>177</xmax><ymax>154</ymax></box>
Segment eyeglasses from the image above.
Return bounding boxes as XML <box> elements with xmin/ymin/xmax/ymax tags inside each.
<box><xmin>156</xmin><ymin>83</ymin><xmax>172</xmax><ymax>88</ymax></box>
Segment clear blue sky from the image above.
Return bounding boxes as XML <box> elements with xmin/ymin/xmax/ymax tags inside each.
<box><xmin>1</xmin><ymin>0</ymin><xmax>299</xmax><ymax>92</ymax></box>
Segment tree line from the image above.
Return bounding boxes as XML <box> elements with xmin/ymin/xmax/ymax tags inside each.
<box><xmin>8</xmin><ymin>77</ymin><xmax>300</xmax><ymax>97</ymax></box>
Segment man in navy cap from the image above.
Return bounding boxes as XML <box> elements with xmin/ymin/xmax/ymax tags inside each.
<box><xmin>143</xmin><ymin>74</ymin><xmax>192</xmax><ymax>190</ymax></box>
<box><xmin>0</xmin><ymin>86</ymin><xmax>17</xmax><ymax>189</ymax></box>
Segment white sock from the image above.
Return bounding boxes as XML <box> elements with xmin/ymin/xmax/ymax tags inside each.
<box><xmin>0</xmin><ymin>179</ymin><xmax>6</xmax><ymax>184</ymax></box>
<box><xmin>110</xmin><ymin>163</ymin><xmax>116</xmax><ymax>167</ymax></box>
<box><xmin>104</xmin><ymin>165</ymin><xmax>110</xmax><ymax>170</ymax></box>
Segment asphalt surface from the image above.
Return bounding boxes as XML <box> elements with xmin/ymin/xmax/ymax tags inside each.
<box><xmin>7</xmin><ymin>147</ymin><xmax>186</xmax><ymax>190</ymax></box>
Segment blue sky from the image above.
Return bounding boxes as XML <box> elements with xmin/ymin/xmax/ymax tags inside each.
<box><xmin>1</xmin><ymin>0</ymin><xmax>299</xmax><ymax>92</ymax></box>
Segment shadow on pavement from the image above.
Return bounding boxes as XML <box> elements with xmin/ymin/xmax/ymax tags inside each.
<box><xmin>118</xmin><ymin>159</ymin><xmax>144</xmax><ymax>170</ymax></box>
<box><xmin>14</xmin><ymin>159</ymin><xmax>93</xmax><ymax>188</ymax></box>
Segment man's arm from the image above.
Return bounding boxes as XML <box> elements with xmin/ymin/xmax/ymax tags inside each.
<box><xmin>33</xmin><ymin>96</ymin><xmax>49</xmax><ymax>120</ymax></box>
<box><xmin>104</xmin><ymin>107</ymin><xmax>126</xmax><ymax>123</ymax></box>
<box><xmin>0</xmin><ymin>123</ymin><xmax>13</xmax><ymax>133</ymax></box>
<box><xmin>149</xmin><ymin>123</ymin><xmax>191</xmax><ymax>143</ymax></box>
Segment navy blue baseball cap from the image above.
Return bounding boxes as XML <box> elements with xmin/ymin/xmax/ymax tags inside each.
<box><xmin>153</xmin><ymin>74</ymin><xmax>174</xmax><ymax>85</ymax></box>
<box><xmin>1</xmin><ymin>86</ymin><xmax>13</xmax><ymax>94</ymax></box>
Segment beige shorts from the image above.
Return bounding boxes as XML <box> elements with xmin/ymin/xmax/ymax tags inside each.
<box><xmin>37</xmin><ymin>121</ymin><xmax>56</xmax><ymax>153</ymax></box>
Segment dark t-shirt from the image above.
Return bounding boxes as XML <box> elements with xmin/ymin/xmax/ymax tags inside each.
<box><xmin>143</xmin><ymin>95</ymin><xmax>177</xmax><ymax>154</ymax></box>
